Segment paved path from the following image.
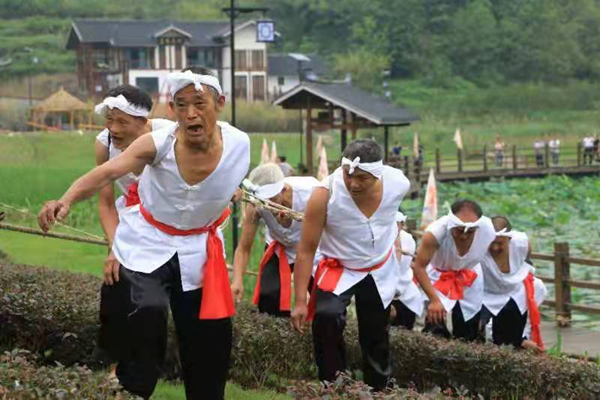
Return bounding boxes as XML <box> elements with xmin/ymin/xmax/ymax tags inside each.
<box><xmin>541</xmin><ymin>321</ymin><xmax>600</xmax><ymax>357</ymax></box>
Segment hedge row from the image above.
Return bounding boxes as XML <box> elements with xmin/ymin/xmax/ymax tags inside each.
<box><xmin>0</xmin><ymin>349</ymin><xmax>135</xmax><ymax>399</ymax></box>
<box><xmin>1</xmin><ymin>262</ymin><xmax>600</xmax><ymax>398</ymax></box>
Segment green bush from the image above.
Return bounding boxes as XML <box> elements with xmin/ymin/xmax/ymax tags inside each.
<box><xmin>0</xmin><ymin>349</ymin><xmax>135</xmax><ymax>399</ymax></box>
<box><xmin>1</xmin><ymin>261</ymin><xmax>600</xmax><ymax>398</ymax></box>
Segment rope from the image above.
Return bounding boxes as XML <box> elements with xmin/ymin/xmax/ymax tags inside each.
<box><xmin>240</xmin><ymin>190</ymin><xmax>304</xmax><ymax>221</ymax></box>
<box><xmin>0</xmin><ymin>202</ymin><xmax>104</xmax><ymax>241</ymax></box>
<box><xmin>0</xmin><ymin>222</ymin><xmax>107</xmax><ymax>246</ymax></box>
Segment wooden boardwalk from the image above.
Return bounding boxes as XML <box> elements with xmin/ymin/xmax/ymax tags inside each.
<box><xmin>541</xmin><ymin>321</ymin><xmax>600</xmax><ymax>357</ymax></box>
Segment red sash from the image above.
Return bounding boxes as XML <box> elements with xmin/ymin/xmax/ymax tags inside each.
<box><xmin>307</xmin><ymin>247</ymin><xmax>393</xmax><ymax>321</ymax></box>
<box><xmin>433</xmin><ymin>268</ymin><xmax>477</xmax><ymax>300</ymax></box>
<box><xmin>252</xmin><ymin>241</ymin><xmax>292</xmax><ymax>312</ymax></box>
<box><xmin>139</xmin><ymin>204</ymin><xmax>234</xmax><ymax>320</ymax></box>
<box><xmin>125</xmin><ymin>182</ymin><xmax>140</xmax><ymax>207</ymax></box>
<box><xmin>524</xmin><ymin>272</ymin><xmax>544</xmax><ymax>350</ymax></box>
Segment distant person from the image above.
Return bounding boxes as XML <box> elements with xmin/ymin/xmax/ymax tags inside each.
<box><xmin>93</xmin><ymin>85</ymin><xmax>175</xmax><ymax>377</ymax></box>
<box><xmin>494</xmin><ymin>136</ymin><xmax>505</xmax><ymax>167</ymax></box>
<box><xmin>277</xmin><ymin>155</ymin><xmax>295</xmax><ymax>176</ymax></box>
<box><xmin>392</xmin><ymin>142</ymin><xmax>402</xmax><ymax>157</ymax></box>
<box><xmin>594</xmin><ymin>135</ymin><xmax>600</xmax><ymax>162</ymax></box>
<box><xmin>583</xmin><ymin>135</ymin><xmax>595</xmax><ymax>165</ymax></box>
<box><xmin>533</xmin><ymin>139</ymin><xmax>545</xmax><ymax>167</ymax></box>
<box><xmin>548</xmin><ymin>136</ymin><xmax>561</xmax><ymax>166</ymax></box>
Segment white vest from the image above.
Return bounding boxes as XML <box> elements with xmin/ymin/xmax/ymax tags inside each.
<box><xmin>257</xmin><ymin>176</ymin><xmax>319</xmax><ymax>263</ymax></box>
<box><xmin>481</xmin><ymin>231</ymin><xmax>547</xmax><ymax>315</ymax></box>
<box><xmin>113</xmin><ymin>121</ymin><xmax>250</xmax><ymax>291</ymax></box>
<box><xmin>96</xmin><ymin>118</ymin><xmax>174</xmax><ymax>195</ymax></box>
<box><xmin>425</xmin><ymin>215</ymin><xmax>496</xmax><ymax>321</ymax></box>
<box><xmin>318</xmin><ymin>166</ymin><xmax>410</xmax><ymax>307</ymax></box>
<box><xmin>395</xmin><ymin>230</ymin><xmax>424</xmax><ymax>316</ymax></box>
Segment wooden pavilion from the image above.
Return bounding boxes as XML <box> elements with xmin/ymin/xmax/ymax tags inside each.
<box><xmin>273</xmin><ymin>81</ymin><xmax>419</xmax><ymax>174</ymax></box>
<box><xmin>30</xmin><ymin>87</ymin><xmax>92</xmax><ymax>131</ymax></box>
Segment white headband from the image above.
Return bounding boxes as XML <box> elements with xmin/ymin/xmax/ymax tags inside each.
<box><xmin>495</xmin><ymin>228</ymin><xmax>514</xmax><ymax>238</ymax></box>
<box><xmin>341</xmin><ymin>157</ymin><xmax>383</xmax><ymax>179</ymax></box>
<box><xmin>167</xmin><ymin>70</ymin><xmax>223</xmax><ymax>98</ymax></box>
<box><xmin>396</xmin><ymin>211</ymin><xmax>407</xmax><ymax>223</ymax></box>
<box><xmin>242</xmin><ymin>179</ymin><xmax>284</xmax><ymax>200</ymax></box>
<box><xmin>447</xmin><ymin>212</ymin><xmax>482</xmax><ymax>233</ymax></box>
<box><xmin>94</xmin><ymin>95</ymin><xmax>150</xmax><ymax>118</ymax></box>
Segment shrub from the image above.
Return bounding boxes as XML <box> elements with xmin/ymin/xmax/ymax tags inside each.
<box><xmin>1</xmin><ymin>261</ymin><xmax>600</xmax><ymax>398</ymax></box>
<box><xmin>0</xmin><ymin>349</ymin><xmax>135</xmax><ymax>399</ymax></box>
<box><xmin>287</xmin><ymin>373</ymin><xmax>466</xmax><ymax>399</ymax></box>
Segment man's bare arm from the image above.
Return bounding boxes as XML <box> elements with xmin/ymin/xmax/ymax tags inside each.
<box><xmin>94</xmin><ymin>141</ymin><xmax>119</xmax><ymax>246</ymax></box>
<box><xmin>291</xmin><ymin>187</ymin><xmax>328</xmax><ymax>332</ymax></box>
<box><xmin>38</xmin><ymin>135</ymin><xmax>156</xmax><ymax>231</ymax></box>
<box><xmin>413</xmin><ymin>232</ymin><xmax>446</xmax><ymax>323</ymax></box>
<box><xmin>231</xmin><ymin>204</ymin><xmax>260</xmax><ymax>301</ymax></box>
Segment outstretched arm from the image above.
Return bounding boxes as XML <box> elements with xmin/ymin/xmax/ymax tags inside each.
<box><xmin>413</xmin><ymin>232</ymin><xmax>446</xmax><ymax>323</ymax></box>
<box><xmin>291</xmin><ymin>187</ymin><xmax>328</xmax><ymax>333</ymax></box>
<box><xmin>231</xmin><ymin>204</ymin><xmax>260</xmax><ymax>302</ymax></box>
<box><xmin>38</xmin><ymin>134</ymin><xmax>156</xmax><ymax>231</ymax></box>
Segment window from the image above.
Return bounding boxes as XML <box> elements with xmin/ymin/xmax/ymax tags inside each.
<box><xmin>124</xmin><ymin>48</ymin><xmax>151</xmax><ymax>69</ymax></box>
<box><xmin>278</xmin><ymin>76</ymin><xmax>285</xmax><ymax>86</ymax></box>
<box><xmin>252</xmin><ymin>75</ymin><xmax>265</xmax><ymax>101</ymax></box>
<box><xmin>235</xmin><ymin>50</ymin><xmax>247</xmax><ymax>70</ymax></box>
<box><xmin>251</xmin><ymin>50</ymin><xmax>265</xmax><ymax>70</ymax></box>
<box><xmin>93</xmin><ymin>48</ymin><xmax>110</xmax><ymax>68</ymax></box>
<box><xmin>187</xmin><ymin>48</ymin><xmax>217</xmax><ymax>69</ymax></box>
<box><xmin>135</xmin><ymin>77</ymin><xmax>159</xmax><ymax>95</ymax></box>
<box><xmin>234</xmin><ymin>75</ymin><xmax>248</xmax><ymax>100</ymax></box>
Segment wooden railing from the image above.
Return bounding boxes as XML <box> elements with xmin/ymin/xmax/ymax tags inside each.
<box><xmin>533</xmin><ymin>242</ymin><xmax>600</xmax><ymax>322</ymax></box>
<box><xmin>390</xmin><ymin>143</ymin><xmax>600</xmax><ymax>183</ymax></box>
<box><xmin>405</xmin><ymin>220</ymin><xmax>600</xmax><ymax>326</ymax></box>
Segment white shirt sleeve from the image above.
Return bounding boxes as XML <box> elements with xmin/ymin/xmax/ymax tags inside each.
<box><xmin>96</xmin><ymin>129</ymin><xmax>110</xmax><ymax>148</ymax></box>
<box><xmin>426</xmin><ymin>216</ymin><xmax>449</xmax><ymax>244</ymax></box>
<box><xmin>151</xmin><ymin>118</ymin><xmax>176</xmax><ymax>131</ymax></box>
<box><xmin>150</xmin><ymin>126</ymin><xmax>175</xmax><ymax>165</ymax></box>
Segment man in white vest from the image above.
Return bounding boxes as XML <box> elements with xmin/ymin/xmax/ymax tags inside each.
<box><xmin>231</xmin><ymin>163</ymin><xmax>319</xmax><ymax>316</ymax></box>
<box><xmin>412</xmin><ymin>200</ymin><xmax>496</xmax><ymax>341</ymax></box>
<box><xmin>291</xmin><ymin>139</ymin><xmax>410</xmax><ymax>391</ymax></box>
<box><xmin>93</xmin><ymin>84</ymin><xmax>175</xmax><ymax>373</ymax></box>
<box><xmin>480</xmin><ymin>216</ymin><xmax>547</xmax><ymax>350</ymax></box>
<box><xmin>38</xmin><ymin>67</ymin><xmax>250</xmax><ymax>400</ymax></box>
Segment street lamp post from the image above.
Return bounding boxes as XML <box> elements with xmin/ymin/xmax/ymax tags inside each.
<box><xmin>288</xmin><ymin>53</ymin><xmax>310</xmax><ymax>169</ymax></box>
<box><xmin>223</xmin><ymin>0</ymin><xmax>269</xmax><ymax>252</ymax></box>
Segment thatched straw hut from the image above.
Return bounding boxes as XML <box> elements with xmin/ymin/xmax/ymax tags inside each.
<box><xmin>30</xmin><ymin>88</ymin><xmax>92</xmax><ymax>131</ymax></box>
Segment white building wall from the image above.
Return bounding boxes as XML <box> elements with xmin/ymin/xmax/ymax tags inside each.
<box><xmin>221</xmin><ymin>23</ymin><xmax>268</xmax><ymax>101</ymax></box>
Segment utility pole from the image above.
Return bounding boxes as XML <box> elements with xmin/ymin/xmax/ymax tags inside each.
<box><xmin>223</xmin><ymin>0</ymin><xmax>269</xmax><ymax>253</ymax></box>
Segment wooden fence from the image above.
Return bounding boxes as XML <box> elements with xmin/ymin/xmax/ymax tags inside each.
<box><xmin>391</xmin><ymin>143</ymin><xmax>600</xmax><ymax>184</ymax></box>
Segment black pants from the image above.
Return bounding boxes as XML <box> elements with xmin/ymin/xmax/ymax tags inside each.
<box><xmin>257</xmin><ymin>250</ymin><xmax>294</xmax><ymax>317</ymax></box>
<box><xmin>491</xmin><ymin>300</ymin><xmax>528</xmax><ymax>347</ymax></box>
<box><xmin>97</xmin><ymin>279</ymin><xmax>130</xmax><ymax>365</ymax></box>
<box><xmin>107</xmin><ymin>254</ymin><xmax>231</xmax><ymax>400</ymax></box>
<box><xmin>423</xmin><ymin>301</ymin><xmax>481</xmax><ymax>342</ymax></box>
<box><xmin>390</xmin><ymin>300</ymin><xmax>416</xmax><ymax>330</ymax></box>
<box><xmin>312</xmin><ymin>275</ymin><xmax>392</xmax><ymax>391</ymax></box>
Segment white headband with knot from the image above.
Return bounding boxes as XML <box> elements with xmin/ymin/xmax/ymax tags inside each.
<box><xmin>242</xmin><ymin>179</ymin><xmax>284</xmax><ymax>201</ymax></box>
<box><xmin>495</xmin><ymin>228</ymin><xmax>514</xmax><ymax>238</ymax></box>
<box><xmin>447</xmin><ymin>212</ymin><xmax>483</xmax><ymax>233</ymax></box>
<box><xmin>167</xmin><ymin>70</ymin><xmax>223</xmax><ymax>98</ymax></box>
<box><xmin>341</xmin><ymin>156</ymin><xmax>383</xmax><ymax>179</ymax></box>
<box><xmin>94</xmin><ymin>95</ymin><xmax>150</xmax><ymax>118</ymax></box>
<box><xmin>396</xmin><ymin>211</ymin><xmax>407</xmax><ymax>223</ymax></box>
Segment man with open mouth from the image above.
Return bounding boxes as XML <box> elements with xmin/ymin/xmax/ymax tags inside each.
<box><xmin>38</xmin><ymin>66</ymin><xmax>250</xmax><ymax>399</ymax></box>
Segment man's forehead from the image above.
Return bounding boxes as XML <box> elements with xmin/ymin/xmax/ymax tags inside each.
<box><xmin>174</xmin><ymin>84</ymin><xmax>211</xmax><ymax>100</ymax></box>
<box><xmin>106</xmin><ymin>108</ymin><xmax>132</xmax><ymax>119</ymax></box>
